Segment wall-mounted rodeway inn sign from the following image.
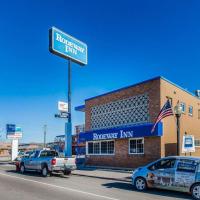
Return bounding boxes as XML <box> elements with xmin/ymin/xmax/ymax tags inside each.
<box><xmin>49</xmin><ymin>27</ymin><xmax>87</xmax><ymax>65</ymax></box>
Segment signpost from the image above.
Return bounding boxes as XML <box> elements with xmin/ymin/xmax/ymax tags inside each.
<box><xmin>49</xmin><ymin>27</ymin><xmax>87</xmax><ymax>157</ymax></box>
<box><xmin>182</xmin><ymin>135</ymin><xmax>195</xmax><ymax>154</ymax></box>
<box><xmin>6</xmin><ymin>124</ymin><xmax>23</xmax><ymax>161</ymax></box>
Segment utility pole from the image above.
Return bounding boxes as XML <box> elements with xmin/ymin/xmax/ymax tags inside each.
<box><xmin>43</xmin><ymin>125</ymin><xmax>47</xmax><ymax>149</ymax></box>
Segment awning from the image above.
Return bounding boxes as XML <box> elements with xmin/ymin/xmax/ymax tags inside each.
<box><xmin>75</xmin><ymin>105</ymin><xmax>85</xmax><ymax>112</ymax></box>
<box><xmin>78</xmin><ymin>122</ymin><xmax>163</xmax><ymax>143</ymax></box>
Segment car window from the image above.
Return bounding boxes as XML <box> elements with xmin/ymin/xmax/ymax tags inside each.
<box><xmin>30</xmin><ymin>151</ymin><xmax>36</xmax><ymax>158</ymax></box>
<box><xmin>149</xmin><ymin>159</ymin><xmax>176</xmax><ymax>170</ymax></box>
<box><xmin>40</xmin><ymin>151</ymin><xmax>48</xmax><ymax>157</ymax></box>
<box><xmin>176</xmin><ymin>159</ymin><xmax>198</xmax><ymax>173</ymax></box>
<box><xmin>47</xmin><ymin>151</ymin><xmax>58</xmax><ymax>157</ymax></box>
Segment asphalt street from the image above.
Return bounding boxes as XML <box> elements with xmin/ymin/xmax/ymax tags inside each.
<box><xmin>0</xmin><ymin>164</ymin><xmax>192</xmax><ymax>200</ymax></box>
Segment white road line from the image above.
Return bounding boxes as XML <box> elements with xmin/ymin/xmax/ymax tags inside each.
<box><xmin>0</xmin><ymin>172</ymin><xmax>120</xmax><ymax>200</ymax></box>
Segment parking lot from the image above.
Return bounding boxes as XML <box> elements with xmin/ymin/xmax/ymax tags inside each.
<box><xmin>0</xmin><ymin>163</ymin><xmax>191</xmax><ymax>200</ymax></box>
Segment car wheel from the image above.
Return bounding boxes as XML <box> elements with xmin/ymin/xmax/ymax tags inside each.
<box><xmin>41</xmin><ymin>166</ymin><xmax>48</xmax><ymax>177</ymax></box>
<box><xmin>191</xmin><ymin>183</ymin><xmax>200</xmax><ymax>200</ymax></box>
<box><xmin>64</xmin><ymin>170</ymin><xmax>71</xmax><ymax>175</ymax></box>
<box><xmin>134</xmin><ymin>177</ymin><xmax>147</xmax><ymax>191</ymax></box>
<box><xmin>20</xmin><ymin>164</ymin><xmax>25</xmax><ymax>174</ymax></box>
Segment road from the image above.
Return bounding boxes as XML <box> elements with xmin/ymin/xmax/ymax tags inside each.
<box><xmin>0</xmin><ymin>164</ymin><xmax>191</xmax><ymax>200</ymax></box>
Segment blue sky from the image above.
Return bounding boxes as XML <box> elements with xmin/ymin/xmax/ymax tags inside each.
<box><xmin>0</xmin><ymin>0</ymin><xmax>200</xmax><ymax>143</ymax></box>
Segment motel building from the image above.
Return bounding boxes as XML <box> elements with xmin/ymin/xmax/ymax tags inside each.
<box><xmin>75</xmin><ymin>76</ymin><xmax>200</xmax><ymax>168</ymax></box>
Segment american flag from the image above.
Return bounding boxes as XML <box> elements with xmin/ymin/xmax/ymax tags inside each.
<box><xmin>151</xmin><ymin>99</ymin><xmax>174</xmax><ymax>133</ymax></box>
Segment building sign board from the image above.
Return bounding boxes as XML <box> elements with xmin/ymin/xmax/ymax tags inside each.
<box><xmin>49</xmin><ymin>27</ymin><xmax>87</xmax><ymax>65</ymax></box>
<box><xmin>182</xmin><ymin>135</ymin><xmax>195</xmax><ymax>153</ymax></box>
<box><xmin>6</xmin><ymin>124</ymin><xmax>22</xmax><ymax>139</ymax></box>
<box><xmin>78</xmin><ymin>122</ymin><xmax>163</xmax><ymax>143</ymax></box>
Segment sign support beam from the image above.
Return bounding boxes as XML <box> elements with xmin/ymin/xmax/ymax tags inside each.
<box><xmin>65</xmin><ymin>59</ymin><xmax>72</xmax><ymax>157</ymax></box>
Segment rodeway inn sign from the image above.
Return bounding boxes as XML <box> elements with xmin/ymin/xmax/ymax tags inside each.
<box><xmin>78</xmin><ymin>122</ymin><xmax>163</xmax><ymax>143</ymax></box>
<box><xmin>49</xmin><ymin>27</ymin><xmax>87</xmax><ymax>65</ymax></box>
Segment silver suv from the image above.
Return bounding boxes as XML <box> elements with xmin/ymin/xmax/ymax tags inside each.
<box><xmin>132</xmin><ymin>156</ymin><xmax>200</xmax><ymax>199</ymax></box>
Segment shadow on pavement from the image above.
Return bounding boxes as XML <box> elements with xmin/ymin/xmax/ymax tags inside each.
<box><xmin>102</xmin><ymin>182</ymin><xmax>191</xmax><ymax>199</ymax></box>
<box><xmin>5</xmin><ymin>170</ymin><xmax>70</xmax><ymax>179</ymax></box>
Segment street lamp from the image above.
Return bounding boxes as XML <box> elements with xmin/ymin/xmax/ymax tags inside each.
<box><xmin>174</xmin><ymin>103</ymin><xmax>182</xmax><ymax>156</ymax></box>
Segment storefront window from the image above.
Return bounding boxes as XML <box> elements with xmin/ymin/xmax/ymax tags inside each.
<box><xmin>88</xmin><ymin>142</ymin><xmax>93</xmax><ymax>154</ymax></box>
<box><xmin>129</xmin><ymin>138</ymin><xmax>144</xmax><ymax>154</ymax></box>
<box><xmin>101</xmin><ymin>141</ymin><xmax>107</xmax><ymax>154</ymax></box>
<box><xmin>94</xmin><ymin>142</ymin><xmax>100</xmax><ymax>154</ymax></box>
<box><xmin>87</xmin><ymin>140</ymin><xmax>115</xmax><ymax>155</ymax></box>
<box><xmin>108</xmin><ymin>141</ymin><xmax>114</xmax><ymax>154</ymax></box>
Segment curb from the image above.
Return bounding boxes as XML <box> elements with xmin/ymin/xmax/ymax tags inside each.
<box><xmin>72</xmin><ymin>172</ymin><xmax>131</xmax><ymax>183</ymax></box>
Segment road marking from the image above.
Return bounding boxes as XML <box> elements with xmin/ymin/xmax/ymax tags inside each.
<box><xmin>0</xmin><ymin>172</ymin><xmax>119</xmax><ymax>200</ymax></box>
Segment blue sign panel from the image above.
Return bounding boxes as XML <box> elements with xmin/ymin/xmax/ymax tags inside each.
<box><xmin>6</xmin><ymin>124</ymin><xmax>16</xmax><ymax>134</ymax></box>
<box><xmin>78</xmin><ymin>122</ymin><xmax>163</xmax><ymax>143</ymax></box>
<box><xmin>49</xmin><ymin>27</ymin><xmax>87</xmax><ymax>65</ymax></box>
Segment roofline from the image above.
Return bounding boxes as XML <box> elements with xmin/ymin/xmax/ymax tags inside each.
<box><xmin>84</xmin><ymin>76</ymin><xmax>200</xmax><ymax>101</ymax></box>
<box><xmin>85</xmin><ymin>76</ymin><xmax>161</xmax><ymax>101</ymax></box>
<box><xmin>160</xmin><ymin>76</ymin><xmax>200</xmax><ymax>99</ymax></box>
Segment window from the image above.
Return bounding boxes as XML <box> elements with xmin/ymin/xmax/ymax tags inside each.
<box><xmin>93</xmin><ymin>142</ymin><xmax>100</xmax><ymax>154</ymax></box>
<box><xmin>40</xmin><ymin>151</ymin><xmax>48</xmax><ymax>157</ymax></box>
<box><xmin>177</xmin><ymin>159</ymin><xmax>197</xmax><ymax>173</ymax></box>
<box><xmin>87</xmin><ymin>140</ymin><xmax>115</xmax><ymax>155</ymax></box>
<box><xmin>107</xmin><ymin>141</ymin><xmax>114</xmax><ymax>154</ymax></box>
<box><xmin>148</xmin><ymin>158</ymin><xmax>176</xmax><ymax>170</ymax></box>
<box><xmin>189</xmin><ymin>106</ymin><xmax>193</xmax><ymax>116</ymax></box>
<box><xmin>47</xmin><ymin>151</ymin><xmax>58</xmax><ymax>157</ymax></box>
<box><xmin>129</xmin><ymin>138</ymin><xmax>144</xmax><ymax>154</ymax></box>
<box><xmin>180</xmin><ymin>102</ymin><xmax>186</xmax><ymax>113</ymax></box>
<box><xmin>88</xmin><ymin>142</ymin><xmax>94</xmax><ymax>154</ymax></box>
<box><xmin>195</xmin><ymin>139</ymin><xmax>200</xmax><ymax>147</ymax></box>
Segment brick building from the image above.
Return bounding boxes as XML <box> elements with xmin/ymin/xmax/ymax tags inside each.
<box><xmin>75</xmin><ymin>76</ymin><xmax>200</xmax><ymax>168</ymax></box>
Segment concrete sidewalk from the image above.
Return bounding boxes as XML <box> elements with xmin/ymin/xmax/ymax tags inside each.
<box><xmin>72</xmin><ymin>166</ymin><xmax>133</xmax><ymax>182</ymax></box>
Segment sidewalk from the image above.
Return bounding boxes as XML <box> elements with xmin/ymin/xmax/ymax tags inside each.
<box><xmin>72</xmin><ymin>166</ymin><xmax>133</xmax><ymax>182</ymax></box>
<box><xmin>0</xmin><ymin>156</ymin><xmax>11</xmax><ymax>162</ymax></box>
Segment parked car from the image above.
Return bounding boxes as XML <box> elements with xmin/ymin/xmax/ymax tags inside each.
<box><xmin>16</xmin><ymin>149</ymin><xmax>76</xmax><ymax>177</ymax></box>
<box><xmin>132</xmin><ymin>156</ymin><xmax>200</xmax><ymax>200</ymax></box>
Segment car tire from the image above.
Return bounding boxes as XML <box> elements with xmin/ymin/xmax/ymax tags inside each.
<box><xmin>191</xmin><ymin>183</ymin><xmax>200</xmax><ymax>200</ymax></box>
<box><xmin>134</xmin><ymin>177</ymin><xmax>147</xmax><ymax>191</ymax></box>
<box><xmin>20</xmin><ymin>164</ymin><xmax>25</xmax><ymax>174</ymax></box>
<box><xmin>41</xmin><ymin>166</ymin><xmax>48</xmax><ymax>177</ymax></box>
<box><xmin>64</xmin><ymin>170</ymin><xmax>71</xmax><ymax>176</ymax></box>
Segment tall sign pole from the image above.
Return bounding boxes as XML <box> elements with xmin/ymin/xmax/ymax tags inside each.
<box><xmin>65</xmin><ymin>59</ymin><xmax>72</xmax><ymax>157</ymax></box>
<box><xmin>49</xmin><ymin>27</ymin><xmax>87</xmax><ymax>157</ymax></box>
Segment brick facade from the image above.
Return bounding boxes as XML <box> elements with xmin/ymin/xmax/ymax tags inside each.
<box><xmin>86</xmin><ymin>137</ymin><xmax>161</xmax><ymax>168</ymax></box>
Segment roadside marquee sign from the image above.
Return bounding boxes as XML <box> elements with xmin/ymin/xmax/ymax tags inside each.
<box><xmin>6</xmin><ymin>124</ymin><xmax>23</xmax><ymax>139</ymax></box>
<box><xmin>182</xmin><ymin>135</ymin><xmax>195</xmax><ymax>153</ymax></box>
<box><xmin>49</xmin><ymin>27</ymin><xmax>87</xmax><ymax>65</ymax></box>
